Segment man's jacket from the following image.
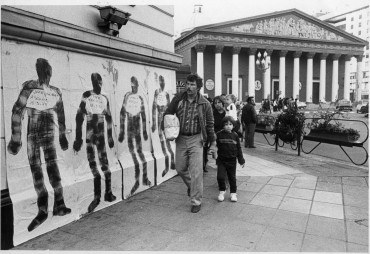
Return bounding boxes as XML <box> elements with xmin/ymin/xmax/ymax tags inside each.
<box><xmin>163</xmin><ymin>91</ymin><xmax>216</xmax><ymax>144</ymax></box>
<box><xmin>241</xmin><ymin>103</ymin><xmax>257</xmax><ymax>124</ymax></box>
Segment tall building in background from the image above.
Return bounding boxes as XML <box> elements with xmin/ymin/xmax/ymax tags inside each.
<box><xmin>319</xmin><ymin>5</ymin><xmax>369</xmax><ymax>102</ymax></box>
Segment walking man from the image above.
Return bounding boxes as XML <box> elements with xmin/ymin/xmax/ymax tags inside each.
<box><xmin>242</xmin><ymin>96</ymin><xmax>257</xmax><ymax>148</ymax></box>
<box><xmin>163</xmin><ymin>73</ymin><xmax>216</xmax><ymax>213</ymax></box>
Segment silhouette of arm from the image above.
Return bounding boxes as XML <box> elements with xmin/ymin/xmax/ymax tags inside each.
<box><xmin>55</xmin><ymin>88</ymin><xmax>68</xmax><ymax>151</ymax></box>
<box><xmin>7</xmin><ymin>82</ymin><xmax>32</xmax><ymax>155</ymax></box>
<box><xmin>118</xmin><ymin>93</ymin><xmax>128</xmax><ymax>142</ymax></box>
<box><xmin>152</xmin><ymin>90</ymin><xmax>158</xmax><ymax>132</ymax></box>
<box><xmin>140</xmin><ymin>96</ymin><xmax>148</xmax><ymax>140</ymax></box>
<box><xmin>73</xmin><ymin>92</ymin><xmax>88</xmax><ymax>152</ymax></box>
<box><xmin>104</xmin><ymin>97</ymin><xmax>114</xmax><ymax>148</ymax></box>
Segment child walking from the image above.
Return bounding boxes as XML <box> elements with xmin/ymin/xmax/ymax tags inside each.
<box><xmin>216</xmin><ymin>116</ymin><xmax>245</xmax><ymax>202</ymax></box>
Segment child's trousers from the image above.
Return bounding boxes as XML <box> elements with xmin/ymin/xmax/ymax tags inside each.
<box><xmin>217</xmin><ymin>161</ymin><xmax>237</xmax><ymax>193</ymax></box>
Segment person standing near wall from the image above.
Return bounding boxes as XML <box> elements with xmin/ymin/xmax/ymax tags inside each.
<box><xmin>163</xmin><ymin>73</ymin><xmax>216</xmax><ymax>213</ymax></box>
<box><xmin>242</xmin><ymin>96</ymin><xmax>257</xmax><ymax>148</ymax></box>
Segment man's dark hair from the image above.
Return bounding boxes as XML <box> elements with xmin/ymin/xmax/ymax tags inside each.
<box><xmin>186</xmin><ymin>73</ymin><xmax>203</xmax><ymax>90</ymax></box>
<box><xmin>213</xmin><ymin>96</ymin><xmax>224</xmax><ymax>107</ymax></box>
<box><xmin>221</xmin><ymin>116</ymin><xmax>235</xmax><ymax>127</ymax></box>
<box><xmin>247</xmin><ymin>96</ymin><xmax>254</xmax><ymax>103</ymax></box>
<box><xmin>36</xmin><ymin>58</ymin><xmax>52</xmax><ymax>84</ymax></box>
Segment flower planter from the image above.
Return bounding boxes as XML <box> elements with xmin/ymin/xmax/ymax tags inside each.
<box><xmin>256</xmin><ymin>124</ymin><xmax>274</xmax><ymax>131</ymax></box>
<box><xmin>308</xmin><ymin>129</ymin><xmax>359</xmax><ymax>143</ymax></box>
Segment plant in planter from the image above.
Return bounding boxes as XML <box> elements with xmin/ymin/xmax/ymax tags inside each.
<box><xmin>306</xmin><ymin>111</ymin><xmax>360</xmax><ymax>142</ymax></box>
<box><xmin>274</xmin><ymin>107</ymin><xmax>305</xmax><ymax>143</ymax></box>
<box><xmin>256</xmin><ymin>114</ymin><xmax>276</xmax><ymax>131</ymax></box>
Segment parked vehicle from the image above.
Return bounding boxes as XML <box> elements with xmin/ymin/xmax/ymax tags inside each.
<box><xmin>356</xmin><ymin>100</ymin><xmax>369</xmax><ymax>113</ymax></box>
<box><xmin>296</xmin><ymin>101</ymin><xmax>307</xmax><ymax>109</ymax></box>
<box><xmin>360</xmin><ymin>103</ymin><xmax>369</xmax><ymax>114</ymax></box>
<box><xmin>336</xmin><ymin>100</ymin><xmax>352</xmax><ymax>112</ymax></box>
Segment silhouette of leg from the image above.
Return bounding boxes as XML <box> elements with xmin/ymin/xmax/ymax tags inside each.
<box><xmin>87</xmin><ymin>142</ymin><xmax>101</xmax><ymax>213</ymax></box>
<box><xmin>136</xmin><ymin>134</ymin><xmax>151</xmax><ymax>186</ymax></box>
<box><xmin>128</xmin><ymin>135</ymin><xmax>140</xmax><ymax>195</ymax></box>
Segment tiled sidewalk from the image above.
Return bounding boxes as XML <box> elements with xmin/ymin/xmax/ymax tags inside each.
<box><xmin>13</xmin><ymin>148</ymin><xmax>369</xmax><ymax>252</ymax></box>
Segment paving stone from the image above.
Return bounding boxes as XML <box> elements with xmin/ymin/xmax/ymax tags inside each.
<box><xmin>315</xmin><ymin>181</ymin><xmax>342</xmax><ymax>193</ymax></box>
<box><xmin>301</xmin><ymin>234</ymin><xmax>346</xmax><ymax>252</ymax></box>
<box><xmin>342</xmin><ymin>185</ymin><xmax>369</xmax><ymax>197</ymax></box>
<box><xmin>342</xmin><ymin>176</ymin><xmax>368</xmax><ymax>187</ymax></box>
<box><xmin>233</xmin><ymin>190</ymin><xmax>257</xmax><ymax>204</ymax></box>
<box><xmin>267</xmin><ymin>177</ymin><xmax>293</xmax><ymax>186</ymax></box>
<box><xmin>305</xmin><ymin>215</ymin><xmax>346</xmax><ymax>241</ymax></box>
<box><xmin>313</xmin><ymin>190</ymin><xmax>342</xmax><ymax>204</ymax></box>
<box><xmin>255</xmin><ymin>227</ymin><xmax>303</xmax><ymax>251</ymax></box>
<box><xmin>285</xmin><ymin>187</ymin><xmax>314</xmax><ymax>200</ymax></box>
<box><xmin>260</xmin><ymin>184</ymin><xmax>289</xmax><ymax>196</ymax></box>
<box><xmin>317</xmin><ymin>176</ymin><xmax>342</xmax><ymax>184</ymax></box>
<box><xmin>208</xmin><ymin>241</ymin><xmax>250</xmax><ymax>252</ymax></box>
<box><xmin>245</xmin><ymin>176</ymin><xmax>272</xmax><ymax>184</ymax></box>
<box><xmin>291</xmin><ymin>177</ymin><xmax>317</xmax><ymax>189</ymax></box>
<box><xmin>346</xmin><ymin>220</ymin><xmax>369</xmax><ymax>246</ymax></box>
<box><xmin>269</xmin><ymin>209</ymin><xmax>309</xmax><ymax>233</ymax></box>
<box><xmin>237</xmin><ymin>182</ymin><xmax>264</xmax><ymax>192</ymax></box>
<box><xmin>343</xmin><ymin>194</ymin><xmax>369</xmax><ymax>209</ymax></box>
<box><xmin>237</xmin><ymin>204</ymin><xmax>277</xmax><ymax>226</ymax></box>
<box><xmin>344</xmin><ymin>205</ymin><xmax>369</xmax><ymax>221</ymax></box>
<box><xmin>250</xmin><ymin>193</ymin><xmax>283</xmax><ymax>208</ymax></box>
<box><xmin>310</xmin><ymin>201</ymin><xmax>344</xmax><ymax>219</ymax></box>
<box><xmin>347</xmin><ymin>242</ymin><xmax>369</xmax><ymax>252</ymax></box>
<box><xmin>279</xmin><ymin>197</ymin><xmax>312</xmax><ymax>214</ymax></box>
<box><xmin>163</xmin><ymin>234</ymin><xmax>213</xmax><ymax>251</ymax></box>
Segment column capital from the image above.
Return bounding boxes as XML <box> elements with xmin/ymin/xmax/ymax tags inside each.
<box><xmin>293</xmin><ymin>51</ymin><xmax>302</xmax><ymax>58</ymax></box>
<box><xmin>195</xmin><ymin>44</ymin><xmax>206</xmax><ymax>53</ymax></box>
<box><xmin>233</xmin><ymin>46</ymin><xmax>242</xmax><ymax>54</ymax></box>
<box><xmin>248</xmin><ymin>47</ymin><xmax>257</xmax><ymax>55</ymax></box>
<box><xmin>265</xmin><ymin>48</ymin><xmax>274</xmax><ymax>55</ymax></box>
<box><xmin>214</xmin><ymin>44</ymin><xmax>224</xmax><ymax>54</ymax></box>
<box><xmin>279</xmin><ymin>50</ymin><xmax>288</xmax><ymax>57</ymax></box>
<box><xmin>320</xmin><ymin>53</ymin><xmax>329</xmax><ymax>60</ymax></box>
<box><xmin>306</xmin><ymin>52</ymin><xmax>316</xmax><ymax>59</ymax></box>
<box><xmin>355</xmin><ymin>55</ymin><xmax>363</xmax><ymax>62</ymax></box>
<box><xmin>344</xmin><ymin>55</ymin><xmax>352</xmax><ymax>61</ymax></box>
<box><xmin>331</xmin><ymin>54</ymin><xmax>341</xmax><ymax>60</ymax></box>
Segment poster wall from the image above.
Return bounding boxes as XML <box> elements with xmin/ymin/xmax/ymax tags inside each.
<box><xmin>1</xmin><ymin>39</ymin><xmax>177</xmax><ymax>245</ymax></box>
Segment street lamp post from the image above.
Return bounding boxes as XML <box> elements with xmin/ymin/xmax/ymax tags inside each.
<box><xmin>256</xmin><ymin>51</ymin><xmax>271</xmax><ymax>101</ymax></box>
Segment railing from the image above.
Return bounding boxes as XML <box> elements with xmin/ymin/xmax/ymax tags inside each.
<box><xmin>301</xmin><ymin>118</ymin><xmax>368</xmax><ymax>165</ymax></box>
<box><xmin>255</xmin><ymin>114</ymin><xmax>276</xmax><ymax>146</ymax></box>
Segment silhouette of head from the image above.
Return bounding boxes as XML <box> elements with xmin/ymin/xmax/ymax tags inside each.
<box><xmin>91</xmin><ymin>73</ymin><xmax>102</xmax><ymax>94</ymax></box>
<box><xmin>159</xmin><ymin>75</ymin><xmax>165</xmax><ymax>90</ymax></box>
<box><xmin>36</xmin><ymin>58</ymin><xmax>52</xmax><ymax>85</ymax></box>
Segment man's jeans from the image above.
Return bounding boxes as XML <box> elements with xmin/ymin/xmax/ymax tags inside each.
<box><xmin>176</xmin><ymin>134</ymin><xmax>203</xmax><ymax>206</ymax></box>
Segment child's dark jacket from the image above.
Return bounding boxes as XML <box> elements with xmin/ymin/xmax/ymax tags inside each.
<box><xmin>216</xmin><ymin>130</ymin><xmax>245</xmax><ymax>167</ymax></box>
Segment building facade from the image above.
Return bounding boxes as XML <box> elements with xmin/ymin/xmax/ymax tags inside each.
<box><xmin>175</xmin><ymin>9</ymin><xmax>368</xmax><ymax>103</ymax></box>
<box><xmin>1</xmin><ymin>5</ymin><xmax>182</xmax><ymax>247</ymax></box>
<box><xmin>319</xmin><ymin>5</ymin><xmax>369</xmax><ymax>102</ymax></box>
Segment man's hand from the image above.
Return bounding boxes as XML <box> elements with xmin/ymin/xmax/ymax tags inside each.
<box><xmin>7</xmin><ymin>140</ymin><xmax>22</xmax><ymax>155</ymax></box>
<box><xmin>59</xmin><ymin>135</ymin><xmax>69</xmax><ymax>151</ymax></box>
<box><xmin>208</xmin><ymin>141</ymin><xmax>217</xmax><ymax>158</ymax></box>
<box><xmin>108</xmin><ymin>136</ymin><xmax>114</xmax><ymax>148</ymax></box>
<box><xmin>118</xmin><ymin>131</ymin><xmax>125</xmax><ymax>143</ymax></box>
<box><xmin>143</xmin><ymin>130</ymin><xmax>148</xmax><ymax>141</ymax></box>
<box><xmin>241</xmin><ymin>163</ymin><xmax>245</xmax><ymax>168</ymax></box>
<box><xmin>73</xmin><ymin>139</ymin><xmax>83</xmax><ymax>152</ymax></box>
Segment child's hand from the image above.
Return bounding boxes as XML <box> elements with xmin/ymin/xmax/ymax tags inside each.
<box><xmin>241</xmin><ymin>163</ymin><xmax>245</xmax><ymax>168</ymax></box>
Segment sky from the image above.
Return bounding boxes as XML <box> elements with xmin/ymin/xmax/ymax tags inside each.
<box><xmin>173</xmin><ymin>0</ymin><xmax>369</xmax><ymax>38</ymax></box>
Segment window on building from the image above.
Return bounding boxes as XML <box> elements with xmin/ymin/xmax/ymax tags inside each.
<box><xmin>351</xmin><ymin>17</ymin><xmax>354</xmax><ymax>21</ymax></box>
<box><xmin>359</xmin><ymin>14</ymin><xmax>362</xmax><ymax>19</ymax></box>
<box><xmin>351</xmin><ymin>25</ymin><xmax>354</xmax><ymax>29</ymax></box>
<box><xmin>359</xmin><ymin>31</ymin><xmax>362</xmax><ymax>36</ymax></box>
<box><xmin>359</xmin><ymin>22</ymin><xmax>361</xmax><ymax>27</ymax></box>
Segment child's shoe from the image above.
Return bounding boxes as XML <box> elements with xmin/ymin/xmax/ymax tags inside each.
<box><xmin>230</xmin><ymin>193</ymin><xmax>237</xmax><ymax>202</ymax></box>
<box><xmin>218</xmin><ymin>191</ymin><xmax>226</xmax><ymax>202</ymax></box>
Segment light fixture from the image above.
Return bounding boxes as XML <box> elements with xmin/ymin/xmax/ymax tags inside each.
<box><xmin>98</xmin><ymin>6</ymin><xmax>131</xmax><ymax>36</ymax></box>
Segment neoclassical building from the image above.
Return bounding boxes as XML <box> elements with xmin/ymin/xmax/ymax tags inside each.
<box><xmin>175</xmin><ymin>9</ymin><xmax>368</xmax><ymax>103</ymax></box>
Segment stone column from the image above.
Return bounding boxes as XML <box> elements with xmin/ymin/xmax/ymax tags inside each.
<box><xmin>264</xmin><ymin>48</ymin><xmax>273</xmax><ymax>100</ymax></box>
<box><xmin>248</xmin><ymin>48</ymin><xmax>257</xmax><ymax>98</ymax></box>
<box><xmin>195</xmin><ymin>44</ymin><xmax>206</xmax><ymax>94</ymax></box>
<box><xmin>344</xmin><ymin>55</ymin><xmax>352</xmax><ymax>101</ymax></box>
<box><xmin>232</xmin><ymin>46</ymin><xmax>241</xmax><ymax>99</ymax></box>
<box><xmin>331</xmin><ymin>54</ymin><xmax>340</xmax><ymax>102</ymax></box>
<box><xmin>306</xmin><ymin>52</ymin><xmax>315</xmax><ymax>102</ymax></box>
<box><xmin>293</xmin><ymin>51</ymin><xmax>302</xmax><ymax>100</ymax></box>
<box><xmin>319</xmin><ymin>53</ymin><xmax>329</xmax><ymax>102</ymax></box>
<box><xmin>279</xmin><ymin>50</ymin><xmax>288</xmax><ymax>98</ymax></box>
<box><xmin>214</xmin><ymin>45</ymin><xmax>224</xmax><ymax>96</ymax></box>
<box><xmin>356</xmin><ymin>55</ymin><xmax>364</xmax><ymax>102</ymax></box>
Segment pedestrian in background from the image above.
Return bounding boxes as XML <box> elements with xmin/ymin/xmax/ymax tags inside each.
<box><xmin>242</xmin><ymin>96</ymin><xmax>257</xmax><ymax>148</ymax></box>
<box><xmin>163</xmin><ymin>73</ymin><xmax>216</xmax><ymax>213</ymax></box>
<box><xmin>216</xmin><ymin>116</ymin><xmax>245</xmax><ymax>202</ymax></box>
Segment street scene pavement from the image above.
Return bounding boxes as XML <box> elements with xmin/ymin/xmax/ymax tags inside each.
<box><xmin>12</xmin><ymin>128</ymin><xmax>369</xmax><ymax>252</ymax></box>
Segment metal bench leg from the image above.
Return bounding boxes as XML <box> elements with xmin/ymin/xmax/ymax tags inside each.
<box><xmin>339</xmin><ymin>146</ymin><xmax>369</xmax><ymax>166</ymax></box>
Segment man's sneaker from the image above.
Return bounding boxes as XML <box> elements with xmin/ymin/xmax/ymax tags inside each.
<box><xmin>218</xmin><ymin>191</ymin><xmax>226</xmax><ymax>202</ymax></box>
<box><xmin>230</xmin><ymin>193</ymin><xmax>237</xmax><ymax>202</ymax></box>
<box><xmin>191</xmin><ymin>204</ymin><xmax>201</xmax><ymax>213</ymax></box>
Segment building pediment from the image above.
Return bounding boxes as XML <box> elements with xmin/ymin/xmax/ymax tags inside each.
<box><xmin>197</xmin><ymin>9</ymin><xmax>364</xmax><ymax>44</ymax></box>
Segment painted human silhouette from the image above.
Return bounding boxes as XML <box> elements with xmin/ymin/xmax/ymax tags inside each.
<box><xmin>119</xmin><ymin>76</ymin><xmax>151</xmax><ymax>195</ymax></box>
<box><xmin>151</xmin><ymin>75</ymin><xmax>175</xmax><ymax>177</ymax></box>
<box><xmin>7</xmin><ymin>58</ymin><xmax>71</xmax><ymax>232</ymax></box>
<box><xmin>73</xmin><ymin>73</ymin><xmax>116</xmax><ymax>213</ymax></box>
